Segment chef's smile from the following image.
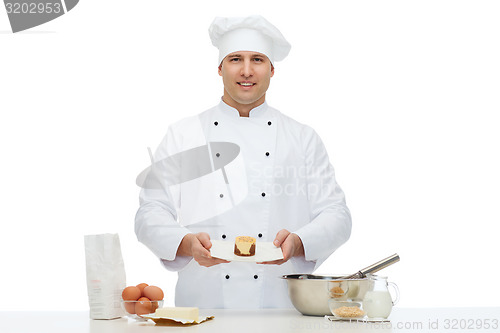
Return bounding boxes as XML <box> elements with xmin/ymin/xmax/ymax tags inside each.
<box><xmin>219</xmin><ymin>51</ymin><xmax>274</xmax><ymax>114</ymax></box>
<box><xmin>237</xmin><ymin>81</ymin><xmax>256</xmax><ymax>88</ymax></box>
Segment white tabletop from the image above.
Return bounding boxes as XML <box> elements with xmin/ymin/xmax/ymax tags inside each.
<box><xmin>1</xmin><ymin>307</ymin><xmax>499</xmax><ymax>333</ymax></box>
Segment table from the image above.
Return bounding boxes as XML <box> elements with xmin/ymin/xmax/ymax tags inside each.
<box><xmin>1</xmin><ymin>308</ymin><xmax>499</xmax><ymax>333</ymax></box>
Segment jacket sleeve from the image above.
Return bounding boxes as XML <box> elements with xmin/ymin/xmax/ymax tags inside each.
<box><xmin>292</xmin><ymin>126</ymin><xmax>352</xmax><ymax>271</ymax></box>
<box><xmin>134</xmin><ymin>126</ymin><xmax>193</xmax><ymax>271</ymax></box>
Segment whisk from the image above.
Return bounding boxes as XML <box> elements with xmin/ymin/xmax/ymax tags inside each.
<box><xmin>342</xmin><ymin>253</ymin><xmax>400</xmax><ymax>279</ymax></box>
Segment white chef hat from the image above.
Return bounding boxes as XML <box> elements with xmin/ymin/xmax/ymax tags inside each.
<box><xmin>208</xmin><ymin>15</ymin><xmax>291</xmax><ymax>65</ymax></box>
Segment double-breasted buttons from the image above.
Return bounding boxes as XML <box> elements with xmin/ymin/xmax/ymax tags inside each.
<box><xmin>258</xmin><ymin>233</ymin><xmax>263</xmax><ymax>238</ymax></box>
<box><xmin>265</xmin><ymin>152</ymin><xmax>270</xmax><ymax>156</ymax></box>
<box><xmin>214</xmin><ymin>121</ymin><xmax>218</xmax><ymax>126</ymax></box>
<box><xmin>261</xmin><ymin>192</ymin><xmax>266</xmax><ymax>197</ymax></box>
<box><xmin>254</xmin><ymin>275</ymin><xmax>259</xmax><ymax>279</ymax></box>
<box><xmin>225</xmin><ymin>275</ymin><xmax>230</xmax><ymax>279</ymax></box>
<box><xmin>216</xmin><ymin>152</ymin><xmax>220</xmax><ymax>157</ymax></box>
<box><xmin>267</xmin><ymin>121</ymin><xmax>272</xmax><ymax>126</ymax></box>
<box><xmin>219</xmin><ymin>193</ymin><xmax>224</xmax><ymax>198</ymax></box>
<box><xmin>222</xmin><ymin>234</ymin><xmax>226</xmax><ymax>239</ymax></box>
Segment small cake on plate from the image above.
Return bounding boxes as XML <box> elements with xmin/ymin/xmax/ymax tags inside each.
<box><xmin>234</xmin><ymin>236</ymin><xmax>256</xmax><ymax>256</ymax></box>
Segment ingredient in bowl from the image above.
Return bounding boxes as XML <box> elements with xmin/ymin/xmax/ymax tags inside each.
<box><xmin>136</xmin><ymin>283</ymin><xmax>149</xmax><ymax>294</ymax></box>
<box><xmin>333</xmin><ymin>306</ymin><xmax>365</xmax><ymax>318</ymax></box>
<box><xmin>121</xmin><ymin>284</ymin><xmax>164</xmax><ymax>315</ymax></box>
<box><xmin>122</xmin><ymin>286</ymin><xmax>141</xmax><ymax>301</ymax></box>
<box><xmin>151</xmin><ymin>301</ymin><xmax>160</xmax><ymax>312</ymax></box>
<box><xmin>155</xmin><ymin>307</ymin><xmax>199</xmax><ymax>321</ymax></box>
<box><xmin>330</xmin><ymin>286</ymin><xmax>345</xmax><ymax>298</ymax></box>
<box><xmin>123</xmin><ymin>302</ymin><xmax>136</xmax><ymax>314</ymax></box>
<box><xmin>143</xmin><ymin>285</ymin><xmax>164</xmax><ymax>301</ymax></box>
<box><xmin>136</xmin><ymin>297</ymin><xmax>153</xmax><ymax>315</ymax></box>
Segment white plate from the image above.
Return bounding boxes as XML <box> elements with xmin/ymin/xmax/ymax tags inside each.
<box><xmin>210</xmin><ymin>240</ymin><xmax>284</xmax><ymax>262</ymax></box>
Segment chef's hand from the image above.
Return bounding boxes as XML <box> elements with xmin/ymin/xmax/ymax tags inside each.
<box><xmin>258</xmin><ymin>229</ymin><xmax>304</xmax><ymax>265</ymax></box>
<box><xmin>178</xmin><ymin>233</ymin><xmax>229</xmax><ymax>267</ymax></box>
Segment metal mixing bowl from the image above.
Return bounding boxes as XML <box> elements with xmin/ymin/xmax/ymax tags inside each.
<box><xmin>282</xmin><ymin>274</ymin><xmax>370</xmax><ymax>316</ymax></box>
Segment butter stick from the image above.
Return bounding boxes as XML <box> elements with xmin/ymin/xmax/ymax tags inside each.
<box><xmin>155</xmin><ymin>307</ymin><xmax>199</xmax><ymax>321</ymax></box>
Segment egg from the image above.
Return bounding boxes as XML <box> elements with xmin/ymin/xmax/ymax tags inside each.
<box><xmin>135</xmin><ymin>297</ymin><xmax>152</xmax><ymax>315</ymax></box>
<box><xmin>136</xmin><ymin>283</ymin><xmax>149</xmax><ymax>296</ymax></box>
<box><xmin>122</xmin><ymin>286</ymin><xmax>141</xmax><ymax>301</ymax></box>
<box><xmin>123</xmin><ymin>301</ymin><xmax>136</xmax><ymax>314</ymax></box>
<box><xmin>151</xmin><ymin>301</ymin><xmax>159</xmax><ymax>312</ymax></box>
<box><xmin>143</xmin><ymin>285</ymin><xmax>164</xmax><ymax>301</ymax></box>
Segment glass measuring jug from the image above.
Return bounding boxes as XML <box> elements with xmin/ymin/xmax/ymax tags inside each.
<box><xmin>362</xmin><ymin>275</ymin><xmax>399</xmax><ymax>319</ymax></box>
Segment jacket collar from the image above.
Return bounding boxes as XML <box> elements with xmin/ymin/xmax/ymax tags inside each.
<box><xmin>218</xmin><ymin>99</ymin><xmax>269</xmax><ymax>118</ymax></box>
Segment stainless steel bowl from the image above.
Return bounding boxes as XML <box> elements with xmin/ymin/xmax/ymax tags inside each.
<box><xmin>282</xmin><ymin>274</ymin><xmax>370</xmax><ymax>316</ymax></box>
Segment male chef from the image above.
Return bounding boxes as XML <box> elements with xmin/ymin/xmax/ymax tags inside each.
<box><xmin>135</xmin><ymin>15</ymin><xmax>352</xmax><ymax>308</ymax></box>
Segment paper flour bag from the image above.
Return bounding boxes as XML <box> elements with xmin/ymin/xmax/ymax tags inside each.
<box><xmin>84</xmin><ymin>233</ymin><xmax>126</xmax><ymax>319</ymax></box>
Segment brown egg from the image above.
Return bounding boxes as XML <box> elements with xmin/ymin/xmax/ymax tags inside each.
<box><xmin>151</xmin><ymin>301</ymin><xmax>159</xmax><ymax>312</ymax></box>
<box><xmin>123</xmin><ymin>301</ymin><xmax>136</xmax><ymax>314</ymax></box>
<box><xmin>136</xmin><ymin>283</ymin><xmax>149</xmax><ymax>296</ymax></box>
<box><xmin>122</xmin><ymin>286</ymin><xmax>141</xmax><ymax>301</ymax></box>
<box><xmin>135</xmin><ymin>297</ymin><xmax>152</xmax><ymax>315</ymax></box>
<box><xmin>143</xmin><ymin>285</ymin><xmax>164</xmax><ymax>301</ymax></box>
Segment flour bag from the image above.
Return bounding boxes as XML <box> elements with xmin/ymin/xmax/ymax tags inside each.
<box><xmin>84</xmin><ymin>233</ymin><xmax>126</xmax><ymax>319</ymax></box>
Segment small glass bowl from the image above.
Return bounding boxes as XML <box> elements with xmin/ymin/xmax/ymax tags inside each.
<box><xmin>121</xmin><ymin>300</ymin><xmax>164</xmax><ymax>320</ymax></box>
<box><xmin>328</xmin><ymin>300</ymin><xmax>365</xmax><ymax>319</ymax></box>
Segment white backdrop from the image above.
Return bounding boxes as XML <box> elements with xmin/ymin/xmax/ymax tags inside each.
<box><xmin>1</xmin><ymin>0</ymin><xmax>499</xmax><ymax>311</ymax></box>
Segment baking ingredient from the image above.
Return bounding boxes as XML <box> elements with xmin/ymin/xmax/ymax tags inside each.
<box><xmin>123</xmin><ymin>302</ymin><xmax>136</xmax><ymax>314</ymax></box>
<box><xmin>155</xmin><ymin>307</ymin><xmax>199</xmax><ymax>321</ymax></box>
<box><xmin>121</xmin><ymin>284</ymin><xmax>164</xmax><ymax>315</ymax></box>
<box><xmin>330</xmin><ymin>286</ymin><xmax>345</xmax><ymax>298</ymax></box>
<box><xmin>363</xmin><ymin>290</ymin><xmax>393</xmax><ymax>319</ymax></box>
<box><xmin>84</xmin><ymin>233</ymin><xmax>126</xmax><ymax>319</ymax></box>
<box><xmin>136</xmin><ymin>283</ymin><xmax>149</xmax><ymax>295</ymax></box>
<box><xmin>333</xmin><ymin>306</ymin><xmax>364</xmax><ymax>318</ymax></box>
<box><xmin>151</xmin><ymin>301</ymin><xmax>160</xmax><ymax>312</ymax></box>
<box><xmin>121</xmin><ymin>286</ymin><xmax>141</xmax><ymax>301</ymax></box>
<box><xmin>143</xmin><ymin>285</ymin><xmax>164</xmax><ymax>301</ymax></box>
<box><xmin>135</xmin><ymin>297</ymin><xmax>153</xmax><ymax>315</ymax></box>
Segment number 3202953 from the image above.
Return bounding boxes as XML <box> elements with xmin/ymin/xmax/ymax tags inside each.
<box><xmin>5</xmin><ymin>2</ymin><xmax>62</xmax><ymax>14</ymax></box>
<box><xmin>444</xmin><ymin>318</ymin><xmax>498</xmax><ymax>330</ymax></box>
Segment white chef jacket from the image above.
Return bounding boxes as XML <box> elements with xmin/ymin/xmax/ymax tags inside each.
<box><xmin>135</xmin><ymin>100</ymin><xmax>352</xmax><ymax>308</ymax></box>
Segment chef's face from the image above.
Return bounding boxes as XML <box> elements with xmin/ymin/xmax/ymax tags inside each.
<box><xmin>218</xmin><ymin>51</ymin><xmax>274</xmax><ymax>111</ymax></box>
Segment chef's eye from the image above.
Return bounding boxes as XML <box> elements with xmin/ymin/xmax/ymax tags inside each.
<box><xmin>229</xmin><ymin>57</ymin><xmax>240</xmax><ymax>62</ymax></box>
<box><xmin>253</xmin><ymin>57</ymin><xmax>264</xmax><ymax>62</ymax></box>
